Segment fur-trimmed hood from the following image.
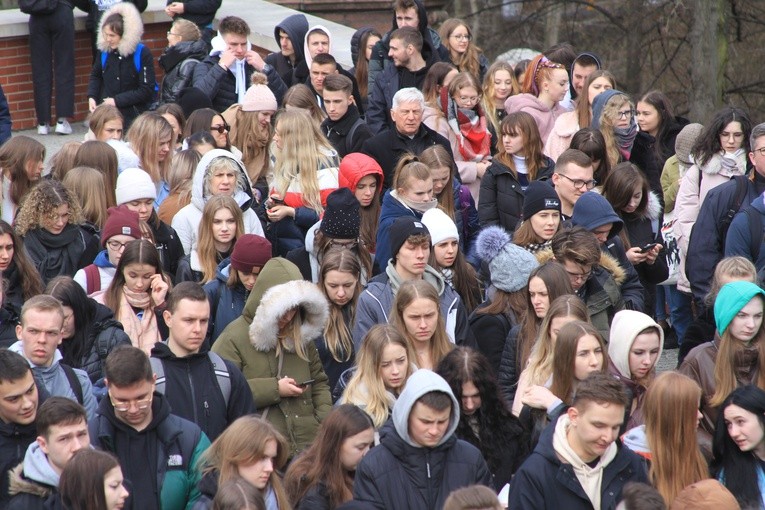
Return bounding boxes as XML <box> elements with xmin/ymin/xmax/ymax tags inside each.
<box><xmin>698</xmin><ymin>149</ymin><xmax>748</xmax><ymax>178</ymax></box>
<box><xmin>535</xmin><ymin>247</ymin><xmax>626</xmax><ymax>285</ymax></box>
<box><xmin>623</xmin><ymin>190</ymin><xmax>663</xmax><ymax>222</ymax></box>
<box><xmin>8</xmin><ymin>463</ymin><xmax>52</xmax><ymax>498</ymax></box>
<box><xmin>248</xmin><ymin>280</ymin><xmax>329</xmax><ymax>352</ymax></box>
<box><xmin>97</xmin><ymin>2</ymin><xmax>144</xmax><ymax>56</ymax></box>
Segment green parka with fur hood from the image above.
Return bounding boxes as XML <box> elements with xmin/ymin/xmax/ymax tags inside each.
<box><xmin>212</xmin><ymin>258</ymin><xmax>332</xmax><ymax>457</ymax></box>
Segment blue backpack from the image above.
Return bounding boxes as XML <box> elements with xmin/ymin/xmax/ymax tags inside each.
<box><xmin>100</xmin><ymin>43</ymin><xmax>158</xmax><ymax>103</ymax></box>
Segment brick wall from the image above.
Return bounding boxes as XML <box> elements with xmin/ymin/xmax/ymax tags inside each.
<box><xmin>1</xmin><ymin>20</ymin><xmax>171</xmax><ymax>130</ymax></box>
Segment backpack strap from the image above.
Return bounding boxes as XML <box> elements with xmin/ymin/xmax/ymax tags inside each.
<box><xmin>149</xmin><ymin>357</ymin><xmax>166</xmax><ymax>394</ymax></box>
<box><xmin>84</xmin><ymin>264</ymin><xmax>100</xmax><ymax>295</ymax></box>
<box><xmin>721</xmin><ymin>175</ymin><xmax>750</xmax><ymax>244</ymax></box>
<box><xmin>100</xmin><ymin>50</ymin><xmax>107</xmax><ymax>70</ymax></box>
<box><xmin>101</xmin><ymin>43</ymin><xmax>143</xmax><ymax>73</ymax></box>
<box><xmin>745</xmin><ymin>205</ymin><xmax>763</xmax><ymax>262</ymax></box>
<box><xmin>344</xmin><ymin>117</ymin><xmax>366</xmax><ymax>156</ymax></box>
<box><xmin>207</xmin><ymin>351</ymin><xmax>231</xmax><ymax>409</ymax></box>
<box><xmin>61</xmin><ymin>364</ymin><xmax>84</xmax><ymax>405</ymax></box>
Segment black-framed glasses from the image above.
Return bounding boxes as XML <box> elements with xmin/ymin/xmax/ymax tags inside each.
<box><xmin>106</xmin><ymin>240</ymin><xmax>130</xmax><ymax>251</ymax></box>
<box><xmin>565</xmin><ymin>269</ymin><xmax>592</xmax><ymax>282</ymax></box>
<box><xmin>451</xmin><ymin>34</ymin><xmax>471</xmax><ymax>41</ymax></box>
<box><xmin>211</xmin><ymin>123</ymin><xmax>230</xmax><ymax>134</ymax></box>
<box><xmin>616</xmin><ymin>109</ymin><xmax>635</xmax><ymax>120</ymax></box>
<box><xmin>556</xmin><ymin>173</ymin><xmax>597</xmax><ymax>190</ymax></box>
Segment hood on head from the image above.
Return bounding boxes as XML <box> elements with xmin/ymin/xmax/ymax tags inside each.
<box><xmin>392</xmin><ymin>369</ymin><xmax>460</xmax><ymax>448</ymax></box>
<box><xmin>338</xmin><ymin>153</ymin><xmax>384</xmax><ymax>192</ymax></box>
<box><xmin>97</xmin><ymin>2</ymin><xmax>144</xmax><ymax>56</ymax></box>
<box><xmin>191</xmin><ymin>149</ymin><xmax>252</xmax><ymax>210</ymax></box>
<box><xmin>591</xmin><ymin>89</ymin><xmax>625</xmax><ymax>130</ymax></box>
<box><xmin>390</xmin><ymin>0</ymin><xmax>430</xmax><ymax>36</ymax></box>
<box><xmin>248</xmin><ymin>280</ymin><xmax>329</xmax><ymax>351</ymax></box>
<box><xmin>304</xmin><ymin>24</ymin><xmax>333</xmax><ymax>69</ymax></box>
<box><xmin>608</xmin><ymin>310</ymin><xmax>663</xmax><ymax>378</ymax></box>
<box><xmin>571</xmin><ymin>191</ymin><xmax>623</xmax><ymax>239</ymax></box>
<box><xmin>350</xmin><ymin>27</ymin><xmax>375</xmax><ymax>65</ymax></box>
<box><xmin>241</xmin><ymin>258</ymin><xmax>303</xmax><ymax>323</ymax></box>
<box><xmin>273</xmin><ymin>13</ymin><xmax>309</xmax><ymax>64</ymax></box>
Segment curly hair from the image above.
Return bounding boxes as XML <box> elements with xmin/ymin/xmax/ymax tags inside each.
<box><xmin>436</xmin><ymin>347</ymin><xmax>529</xmax><ymax>482</ymax></box>
<box><xmin>15</xmin><ymin>180</ymin><xmax>84</xmax><ymax>236</ymax></box>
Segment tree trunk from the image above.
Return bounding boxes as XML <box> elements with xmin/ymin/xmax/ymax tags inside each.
<box><xmin>544</xmin><ymin>1</ymin><xmax>563</xmax><ymax>49</ymax></box>
<box><xmin>690</xmin><ymin>0</ymin><xmax>725</xmax><ymax>122</ymax></box>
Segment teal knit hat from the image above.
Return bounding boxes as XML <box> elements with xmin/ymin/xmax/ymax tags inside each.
<box><xmin>714</xmin><ymin>281</ymin><xmax>765</xmax><ymax>336</ymax></box>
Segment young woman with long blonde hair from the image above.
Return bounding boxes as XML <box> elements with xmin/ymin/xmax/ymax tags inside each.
<box><xmin>340</xmin><ymin>324</ymin><xmax>416</xmax><ymax>430</ymax></box>
<box><xmin>126</xmin><ymin>112</ymin><xmax>174</xmax><ymax>200</ymax></box>
<box><xmin>391</xmin><ymin>279</ymin><xmax>453</xmax><ymax>370</ymax></box>
<box><xmin>73</xmin><ymin>140</ymin><xmax>119</xmax><ymax>208</ymax></box>
<box><xmin>268</xmin><ymin>109</ymin><xmax>339</xmax><ymax>256</ymax></box>
<box><xmin>481</xmin><ymin>61</ymin><xmax>518</xmax><ymax>152</ymax></box>
<box><xmin>591</xmin><ymin>89</ymin><xmax>637</xmax><ymax>168</ymax></box>
<box><xmin>622</xmin><ymin>371</ymin><xmax>707</xmax><ymax>507</ymax></box>
<box><xmin>176</xmin><ymin>195</ymin><xmax>244</xmax><ymax>284</ymax></box>
<box><xmin>196</xmin><ymin>416</ymin><xmax>292</xmax><ymax>510</ymax></box>
<box><xmin>512</xmin><ymin>295</ymin><xmax>589</xmax><ymax>416</ymax></box>
<box><xmin>62</xmin><ymin>166</ymin><xmax>110</xmax><ymax>232</ymax></box>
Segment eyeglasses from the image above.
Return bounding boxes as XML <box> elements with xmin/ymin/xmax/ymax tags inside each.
<box><xmin>556</xmin><ymin>173</ymin><xmax>597</xmax><ymax>190</ymax></box>
<box><xmin>565</xmin><ymin>269</ymin><xmax>592</xmax><ymax>282</ymax></box>
<box><xmin>211</xmin><ymin>123</ymin><xmax>230</xmax><ymax>134</ymax></box>
<box><xmin>753</xmin><ymin>147</ymin><xmax>765</xmax><ymax>156</ymax></box>
<box><xmin>457</xmin><ymin>96</ymin><xmax>480</xmax><ymax>105</ymax></box>
<box><xmin>109</xmin><ymin>392</ymin><xmax>153</xmax><ymax>413</ymax></box>
<box><xmin>451</xmin><ymin>34</ymin><xmax>471</xmax><ymax>41</ymax></box>
<box><xmin>616</xmin><ymin>109</ymin><xmax>635</xmax><ymax>120</ymax></box>
<box><xmin>329</xmin><ymin>238</ymin><xmax>360</xmax><ymax>249</ymax></box>
<box><xmin>107</xmin><ymin>240</ymin><xmax>130</xmax><ymax>251</ymax></box>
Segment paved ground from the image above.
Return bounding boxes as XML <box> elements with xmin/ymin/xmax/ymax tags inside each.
<box><xmin>18</xmin><ymin>121</ymin><xmax>90</xmax><ymax>168</ymax></box>
<box><xmin>657</xmin><ymin>346</ymin><xmax>678</xmax><ymax>371</ymax></box>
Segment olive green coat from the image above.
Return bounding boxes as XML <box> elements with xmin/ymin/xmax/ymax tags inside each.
<box><xmin>212</xmin><ymin>258</ymin><xmax>332</xmax><ymax>458</ymax></box>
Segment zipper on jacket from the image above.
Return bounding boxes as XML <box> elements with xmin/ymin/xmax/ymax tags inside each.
<box><xmin>186</xmin><ymin>363</ymin><xmax>198</xmax><ymax>424</ymax></box>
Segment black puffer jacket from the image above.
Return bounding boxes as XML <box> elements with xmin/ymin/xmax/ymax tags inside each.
<box><xmin>0</xmin><ymin>305</ymin><xmax>19</xmax><ymax>349</ymax></box>
<box><xmin>159</xmin><ymin>39</ymin><xmax>208</xmax><ymax>104</ymax></box>
<box><xmin>468</xmin><ymin>304</ymin><xmax>517</xmax><ymax>374</ymax></box>
<box><xmin>149</xmin><ymin>214</ymin><xmax>185</xmax><ymax>284</ymax></box>
<box><xmin>0</xmin><ymin>420</ymin><xmax>38</xmax><ymax>507</ymax></box>
<box><xmin>478</xmin><ymin>157</ymin><xmax>555</xmax><ymax>231</ymax></box>
<box><xmin>65</xmin><ymin>302</ymin><xmax>131</xmax><ymax>383</ymax></box>
<box><xmin>497</xmin><ymin>324</ymin><xmax>521</xmax><ymax>404</ymax></box>
<box><xmin>86</xmin><ymin>3</ymin><xmax>156</xmax><ymax>128</ymax></box>
<box><xmin>353</xmin><ymin>370</ymin><xmax>491</xmax><ymax>509</ymax></box>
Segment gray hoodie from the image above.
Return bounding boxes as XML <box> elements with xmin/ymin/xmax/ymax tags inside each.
<box><xmin>392</xmin><ymin>369</ymin><xmax>460</xmax><ymax>448</ymax></box>
<box><xmin>9</xmin><ymin>342</ymin><xmax>97</xmax><ymax>420</ymax></box>
<box><xmin>22</xmin><ymin>442</ymin><xmax>60</xmax><ymax>487</ymax></box>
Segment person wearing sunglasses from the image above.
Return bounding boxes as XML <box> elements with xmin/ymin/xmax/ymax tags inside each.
<box><xmin>92</xmin><ymin>345</ymin><xmax>211</xmax><ymax>510</ymax></box>
<box><xmin>184</xmin><ymin>108</ymin><xmax>241</xmax><ymax>158</ymax></box>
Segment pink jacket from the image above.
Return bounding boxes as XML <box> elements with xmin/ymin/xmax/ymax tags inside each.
<box><xmin>674</xmin><ymin>151</ymin><xmax>748</xmax><ymax>292</ymax></box>
<box><xmin>544</xmin><ymin>111</ymin><xmax>580</xmax><ymax>161</ymax></box>
<box><xmin>504</xmin><ymin>93</ymin><xmax>570</xmax><ymax>143</ymax></box>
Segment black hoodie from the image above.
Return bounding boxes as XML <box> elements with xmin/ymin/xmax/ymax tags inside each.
<box><xmin>265</xmin><ymin>13</ymin><xmax>309</xmax><ymax>87</ymax></box>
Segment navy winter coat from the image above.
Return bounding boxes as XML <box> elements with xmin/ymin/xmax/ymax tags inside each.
<box><xmin>203</xmin><ymin>259</ymin><xmax>247</xmax><ymax>343</ymax></box>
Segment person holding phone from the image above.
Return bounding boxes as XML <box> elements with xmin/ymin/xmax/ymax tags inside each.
<box><xmin>217</xmin><ymin>275</ymin><xmax>332</xmax><ymax>460</ymax></box>
<box><xmin>93</xmin><ymin>239</ymin><xmax>170</xmax><ymax>355</ymax></box>
<box><xmin>601</xmin><ymin>162</ymin><xmax>669</xmax><ymax>320</ymax></box>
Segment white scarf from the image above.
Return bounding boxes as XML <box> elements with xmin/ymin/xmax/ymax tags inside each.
<box><xmin>231</xmin><ymin>58</ymin><xmax>247</xmax><ymax>104</ymax></box>
<box><xmin>552</xmin><ymin>414</ymin><xmax>618</xmax><ymax>510</ymax></box>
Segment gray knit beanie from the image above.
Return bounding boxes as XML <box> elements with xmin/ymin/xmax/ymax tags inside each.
<box><xmin>476</xmin><ymin>226</ymin><xmax>539</xmax><ymax>293</ymax></box>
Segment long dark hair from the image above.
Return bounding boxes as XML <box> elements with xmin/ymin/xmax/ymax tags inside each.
<box><xmin>691</xmin><ymin>106</ymin><xmax>752</xmax><ymax>167</ymax></box>
<box><xmin>0</xmin><ymin>220</ymin><xmax>43</xmax><ymax>302</ymax></box>
<box><xmin>436</xmin><ymin>347</ymin><xmax>529</xmax><ymax>480</ymax></box>
<box><xmin>570</xmin><ymin>128</ymin><xmax>610</xmax><ymax>184</ymax></box>
<box><xmin>427</xmin><ymin>243</ymin><xmax>481</xmax><ymax>314</ymax></box>
<box><xmin>712</xmin><ymin>385</ymin><xmax>765</xmax><ymax>508</ymax></box>
<box><xmin>355</xmin><ymin>29</ymin><xmax>381</xmax><ymax>100</ymax></box>
<box><xmin>104</xmin><ymin>239</ymin><xmax>163</xmax><ymax>312</ymax></box>
<box><xmin>284</xmin><ymin>405</ymin><xmax>374</xmax><ymax>507</ymax></box>
<box><xmin>637</xmin><ymin>90</ymin><xmax>676</xmax><ymax>162</ymax></box>
<box><xmin>45</xmin><ymin>276</ymin><xmax>101</xmax><ymax>369</ymax></box>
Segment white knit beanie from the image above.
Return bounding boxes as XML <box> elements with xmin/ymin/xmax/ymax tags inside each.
<box><xmin>116</xmin><ymin>168</ymin><xmax>157</xmax><ymax>205</ymax></box>
<box><xmin>421</xmin><ymin>208</ymin><xmax>459</xmax><ymax>246</ymax></box>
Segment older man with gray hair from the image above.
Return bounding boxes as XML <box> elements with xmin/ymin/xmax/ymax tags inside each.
<box><xmin>362</xmin><ymin>87</ymin><xmax>452</xmax><ymax>189</ymax></box>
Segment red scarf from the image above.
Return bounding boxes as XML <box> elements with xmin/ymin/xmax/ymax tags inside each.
<box><xmin>440</xmin><ymin>88</ymin><xmax>491</xmax><ymax>162</ymax></box>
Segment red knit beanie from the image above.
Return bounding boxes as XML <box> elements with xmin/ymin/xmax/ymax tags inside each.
<box><xmin>101</xmin><ymin>206</ymin><xmax>141</xmax><ymax>248</ymax></box>
<box><xmin>230</xmin><ymin>235</ymin><xmax>272</xmax><ymax>273</ymax></box>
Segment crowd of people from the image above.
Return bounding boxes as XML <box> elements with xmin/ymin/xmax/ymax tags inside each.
<box><xmin>1</xmin><ymin>0</ymin><xmax>765</xmax><ymax>508</ymax></box>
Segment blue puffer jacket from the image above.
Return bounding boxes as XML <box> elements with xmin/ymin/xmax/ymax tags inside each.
<box><xmin>203</xmin><ymin>258</ymin><xmax>247</xmax><ymax>344</ymax></box>
<box><xmin>374</xmin><ymin>190</ymin><xmax>423</xmax><ymax>274</ymax></box>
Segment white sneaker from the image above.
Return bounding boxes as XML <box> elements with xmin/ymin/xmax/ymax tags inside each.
<box><xmin>37</xmin><ymin>124</ymin><xmax>49</xmax><ymax>135</ymax></box>
<box><xmin>55</xmin><ymin>119</ymin><xmax>72</xmax><ymax>135</ymax></box>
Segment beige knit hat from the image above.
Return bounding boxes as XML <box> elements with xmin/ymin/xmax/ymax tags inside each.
<box><xmin>674</xmin><ymin>123</ymin><xmax>704</xmax><ymax>166</ymax></box>
<box><xmin>241</xmin><ymin>72</ymin><xmax>277</xmax><ymax>112</ymax></box>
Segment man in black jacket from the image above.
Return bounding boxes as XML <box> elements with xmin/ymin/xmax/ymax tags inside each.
<box><xmin>509</xmin><ymin>373</ymin><xmax>648</xmax><ymax>509</ymax></box>
<box><xmin>321</xmin><ymin>74</ymin><xmax>372</xmax><ymax>159</ymax></box>
<box><xmin>150</xmin><ymin>282</ymin><xmax>255</xmax><ymax>441</ymax></box>
<box><xmin>362</xmin><ymin>87</ymin><xmax>452</xmax><ymax>190</ymax></box>
<box><xmin>192</xmin><ymin>16</ymin><xmax>287</xmax><ymax>112</ymax></box>
<box><xmin>7</xmin><ymin>398</ymin><xmax>89</xmax><ymax>510</ymax></box>
<box><xmin>353</xmin><ymin>369</ymin><xmax>491</xmax><ymax>509</ymax></box>
<box><xmin>265</xmin><ymin>13</ymin><xmax>308</xmax><ymax>86</ymax></box>
<box><xmin>0</xmin><ymin>349</ymin><xmax>41</xmax><ymax>507</ymax></box>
